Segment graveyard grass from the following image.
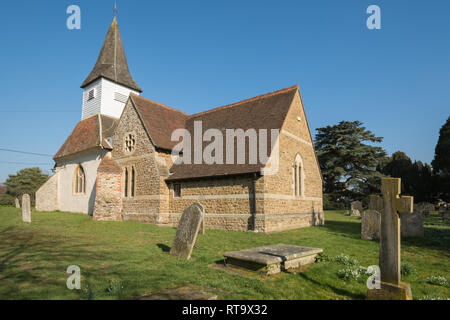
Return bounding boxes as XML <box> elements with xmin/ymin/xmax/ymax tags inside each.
<box><xmin>0</xmin><ymin>207</ymin><xmax>448</xmax><ymax>300</ymax></box>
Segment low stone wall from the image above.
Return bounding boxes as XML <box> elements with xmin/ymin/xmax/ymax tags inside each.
<box><xmin>36</xmin><ymin>173</ymin><xmax>59</xmax><ymax>212</ymax></box>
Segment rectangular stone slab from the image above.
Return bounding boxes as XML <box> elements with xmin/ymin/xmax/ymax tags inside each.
<box><xmin>224</xmin><ymin>244</ymin><xmax>322</xmax><ymax>275</ymax></box>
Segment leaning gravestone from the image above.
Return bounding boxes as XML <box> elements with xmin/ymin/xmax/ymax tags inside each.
<box><xmin>361</xmin><ymin>210</ymin><xmax>380</xmax><ymax>240</ymax></box>
<box><xmin>22</xmin><ymin>194</ymin><xmax>31</xmax><ymax>223</ymax></box>
<box><xmin>350</xmin><ymin>201</ymin><xmax>363</xmax><ymax>217</ymax></box>
<box><xmin>170</xmin><ymin>202</ymin><xmax>204</xmax><ymax>260</ymax></box>
<box><xmin>15</xmin><ymin>198</ymin><xmax>20</xmax><ymax>209</ymax></box>
<box><xmin>367</xmin><ymin>178</ymin><xmax>413</xmax><ymax>300</ymax></box>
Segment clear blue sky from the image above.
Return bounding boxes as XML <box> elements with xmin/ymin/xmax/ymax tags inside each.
<box><xmin>0</xmin><ymin>0</ymin><xmax>449</xmax><ymax>182</ymax></box>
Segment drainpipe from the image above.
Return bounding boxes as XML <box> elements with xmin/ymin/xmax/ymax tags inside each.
<box><xmin>251</xmin><ymin>174</ymin><xmax>257</xmax><ymax>231</ymax></box>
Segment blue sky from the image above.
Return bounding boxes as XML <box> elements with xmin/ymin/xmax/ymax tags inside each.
<box><xmin>0</xmin><ymin>0</ymin><xmax>449</xmax><ymax>182</ymax></box>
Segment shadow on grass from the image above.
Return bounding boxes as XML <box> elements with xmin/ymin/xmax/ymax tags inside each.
<box><xmin>298</xmin><ymin>273</ymin><xmax>365</xmax><ymax>300</ymax></box>
<box><xmin>403</xmin><ymin>226</ymin><xmax>450</xmax><ymax>252</ymax></box>
<box><xmin>0</xmin><ymin>227</ymin><xmax>117</xmax><ymax>299</ymax></box>
<box><xmin>322</xmin><ymin>220</ymin><xmax>361</xmax><ymax>239</ymax></box>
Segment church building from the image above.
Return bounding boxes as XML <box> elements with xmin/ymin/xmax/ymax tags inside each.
<box><xmin>36</xmin><ymin>16</ymin><xmax>324</xmax><ymax>233</ymax></box>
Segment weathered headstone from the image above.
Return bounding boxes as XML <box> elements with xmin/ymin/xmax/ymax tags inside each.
<box><xmin>15</xmin><ymin>198</ymin><xmax>20</xmax><ymax>209</ymax></box>
<box><xmin>414</xmin><ymin>202</ymin><xmax>434</xmax><ymax>217</ymax></box>
<box><xmin>22</xmin><ymin>194</ymin><xmax>31</xmax><ymax>223</ymax></box>
<box><xmin>361</xmin><ymin>210</ymin><xmax>380</xmax><ymax>240</ymax></box>
<box><xmin>170</xmin><ymin>202</ymin><xmax>204</xmax><ymax>260</ymax></box>
<box><xmin>367</xmin><ymin>194</ymin><xmax>423</xmax><ymax>238</ymax></box>
<box><xmin>367</xmin><ymin>178</ymin><xmax>413</xmax><ymax>300</ymax></box>
<box><xmin>401</xmin><ymin>211</ymin><xmax>424</xmax><ymax>238</ymax></box>
<box><xmin>369</xmin><ymin>194</ymin><xmax>383</xmax><ymax>211</ymax></box>
<box><xmin>350</xmin><ymin>201</ymin><xmax>363</xmax><ymax>216</ymax></box>
<box><xmin>439</xmin><ymin>204</ymin><xmax>449</xmax><ymax>220</ymax></box>
<box><xmin>351</xmin><ymin>201</ymin><xmax>363</xmax><ymax>211</ymax></box>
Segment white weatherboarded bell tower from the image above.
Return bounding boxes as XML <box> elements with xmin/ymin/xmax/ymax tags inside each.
<box><xmin>36</xmin><ymin>15</ymin><xmax>142</xmax><ymax>215</ymax></box>
<box><xmin>80</xmin><ymin>17</ymin><xmax>142</xmax><ymax>119</ymax></box>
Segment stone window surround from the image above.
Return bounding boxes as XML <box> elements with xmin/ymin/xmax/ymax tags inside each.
<box><xmin>293</xmin><ymin>153</ymin><xmax>305</xmax><ymax>198</ymax></box>
<box><xmin>73</xmin><ymin>164</ymin><xmax>86</xmax><ymax>195</ymax></box>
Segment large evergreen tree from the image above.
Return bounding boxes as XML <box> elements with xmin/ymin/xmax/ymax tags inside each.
<box><xmin>314</xmin><ymin>121</ymin><xmax>386</xmax><ymax>202</ymax></box>
<box><xmin>379</xmin><ymin>151</ymin><xmax>433</xmax><ymax>202</ymax></box>
<box><xmin>431</xmin><ymin>117</ymin><xmax>450</xmax><ymax>201</ymax></box>
<box><xmin>0</xmin><ymin>168</ymin><xmax>49</xmax><ymax>206</ymax></box>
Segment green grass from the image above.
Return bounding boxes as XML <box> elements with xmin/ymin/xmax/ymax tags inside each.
<box><xmin>0</xmin><ymin>207</ymin><xmax>448</xmax><ymax>300</ymax></box>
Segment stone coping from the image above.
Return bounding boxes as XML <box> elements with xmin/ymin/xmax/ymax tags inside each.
<box><xmin>224</xmin><ymin>244</ymin><xmax>323</xmax><ymax>265</ymax></box>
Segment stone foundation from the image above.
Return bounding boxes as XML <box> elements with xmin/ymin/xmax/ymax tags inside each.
<box><xmin>155</xmin><ymin>212</ymin><xmax>323</xmax><ymax>232</ymax></box>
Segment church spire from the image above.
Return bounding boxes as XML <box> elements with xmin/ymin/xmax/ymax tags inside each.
<box><xmin>81</xmin><ymin>16</ymin><xmax>142</xmax><ymax>92</ymax></box>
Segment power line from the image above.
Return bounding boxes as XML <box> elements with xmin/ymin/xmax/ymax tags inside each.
<box><xmin>0</xmin><ymin>148</ymin><xmax>53</xmax><ymax>157</ymax></box>
<box><xmin>0</xmin><ymin>161</ymin><xmax>54</xmax><ymax>165</ymax></box>
<box><xmin>0</xmin><ymin>110</ymin><xmax>78</xmax><ymax>113</ymax></box>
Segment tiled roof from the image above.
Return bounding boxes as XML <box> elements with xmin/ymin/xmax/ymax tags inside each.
<box><xmin>130</xmin><ymin>94</ymin><xmax>189</xmax><ymax>151</ymax></box>
<box><xmin>164</xmin><ymin>85</ymin><xmax>298</xmax><ymax>180</ymax></box>
<box><xmin>81</xmin><ymin>17</ymin><xmax>142</xmax><ymax>92</ymax></box>
<box><xmin>54</xmin><ymin>114</ymin><xmax>118</xmax><ymax>160</ymax></box>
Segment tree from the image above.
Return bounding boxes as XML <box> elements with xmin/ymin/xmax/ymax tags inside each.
<box><xmin>315</xmin><ymin>121</ymin><xmax>386</xmax><ymax>202</ymax></box>
<box><xmin>379</xmin><ymin>151</ymin><xmax>414</xmax><ymax>195</ymax></box>
<box><xmin>431</xmin><ymin>117</ymin><xmax>450</xmax><ymax>201</ymax></box>
<box><xmin>379</xmin><ymin>151</ymin><xmax>434</xmax><ymax>202</ymax></box>
<box><xmin>0</xmin><ymin>168</ymin><xmax>49</xmax><ymax>206</ymax></box>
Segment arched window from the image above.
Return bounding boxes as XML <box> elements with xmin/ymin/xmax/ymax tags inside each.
<box><xmin>124</xmin><ymin>168</ymin><xmax>129</xmax><ymax>197</ymax></box>
<box><xmin>131</xmin><ymin>167</ymin><xmax>135</xmax><ymax>197</ymax></box>
<box><xmin>74</xmin><ymin>165</ymin><xmax>86</xmax><ymax>195</ymax></box>
<box><xmin>123</xmin><ymin>166</ymin><xmax>136</xmax><ymax>198</ymax></box>
<box><xmin>293</xmin><ymin>154</ymin><xmax>305</xmax><ymax>197</ymax></box>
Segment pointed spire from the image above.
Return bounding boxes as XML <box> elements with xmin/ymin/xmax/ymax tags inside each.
<box><xmin>81</xmin><ymin>17</ymin><xmax>142</xmax><ymax>92</ymax></box>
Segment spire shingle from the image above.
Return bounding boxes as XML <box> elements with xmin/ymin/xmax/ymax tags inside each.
<box><xmin>81</xmin><ymin>17</ymin><xmax>142</xmax><ymax>92</ymax></box>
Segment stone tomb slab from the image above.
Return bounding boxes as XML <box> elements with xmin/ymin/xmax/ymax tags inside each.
<box><xmin>224</xmin><ymin>244</ymin><xmax>322</xmax><ymax>275</ymax></box>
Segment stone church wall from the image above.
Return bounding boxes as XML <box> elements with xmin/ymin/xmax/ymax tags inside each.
<box><xmin>112</xmin><ymin>100</ymin><xmax>164</xmax><ymax>223</ymax></box>
<box><xmin>259</xmin><ymin>91</ymin><xmax>324</xmax><ymax>232</ymax></box>
<box><xmin>93</xmin><ymin>156</ymin><xmax>123</xmax><ymax>221</ymax></box>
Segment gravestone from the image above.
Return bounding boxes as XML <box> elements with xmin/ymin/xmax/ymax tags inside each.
<box><xmin>401</xmin><ymin>211</ymin><xmax>424</xmax><ymax>238</ymax></box>
<box><xmin>366</xmin><ymin>178</ymin><xmax>413</xmax><ymax>300</ymax></box>
<box><xmin>351</xmin><ymin>201</ymin><xmax>363</xmax><ymax>216</ymax></box>
<box><xmin>369</xmin><ymin>194</ymin><xmax>383</xmax><ymax>211</ymax></box>
<box><xmin>439</xmin><ymin>204</ymin><xmax>449</xmax><ymax>220</ymax></box>
<box><xmin>361</xmin><ymin>210</ymin><xmax>380</xmax><ymax>240</ymax></box>
<box><xmin>368</xmin><ymin>194</ymin><xmax>422</xmax><ymax>238</ymax></box>
<box><xmin>15</xmin><ymin>198</ymin><xmax>20</xmax><ymax>209</ymax></box>
<box><xmin>170</xmin><ymin>202</ymin><xmax>204</xmax><ymax>260</ymax></box>
<box><xmin>414</xmin><ymin>202</ymin><xmax>434</xmax><ymax>217</ymax></box>
<box><xmin>22</xmin><ymin>194</ymin><xmax>31</xmax><ymax>223</ymax></box>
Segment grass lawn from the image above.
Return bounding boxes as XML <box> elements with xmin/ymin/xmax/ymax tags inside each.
<box><xmin>0</xmin><ymin>207</ymin><xmax>448</xmax><ymax>300</ymax></box>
